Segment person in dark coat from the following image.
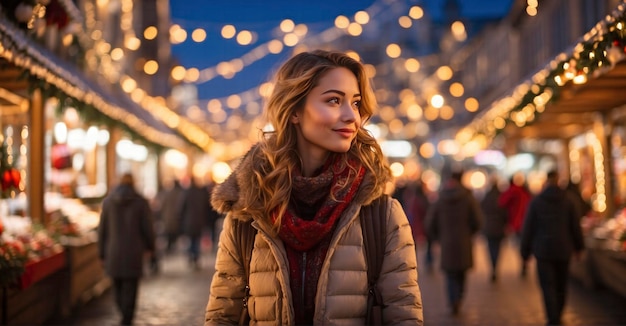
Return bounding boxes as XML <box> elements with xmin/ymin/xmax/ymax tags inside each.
<box><xmin>180</xmin><ymin>177</ymin><xmax>212</xmax><ymax>268</ymax></box>
<box><xmin>480</xmin><ymin>176</ymin><xmax>509</xmax><ymax>282</ymax></box>
<box><xmin>161</xmin><ymin>179</ymin><xmax>185</xmax><ymax>253</ymax></box>
<box><xmin>98</xmin><ymin>173</ymin><xmax>156</xmax><ymax>325</ymax></box>
<box><xmin>426</xmin><ymin>169</ymin><xmax>482</xmax><ymax>315</ymax></box>
<box><xmin>520</xmin><ymin>170</ymin><xmax>584</xmax><ymax>326</ymax></box>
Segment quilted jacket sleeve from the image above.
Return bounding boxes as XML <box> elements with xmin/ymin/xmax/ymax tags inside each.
<box><xmin>379</xmin><ymin>198</ymin><xmax>424</xmax><ymax>325</ymax></box>
<box><xmin>205</xmin><ymin>216</ymin><xmax>247</xmax><ymax>325</ymax></box>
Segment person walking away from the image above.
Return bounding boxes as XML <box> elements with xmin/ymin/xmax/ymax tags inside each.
<box><xmin>404</xmin><ymin>178</ymin><xmax>432</xmax><ymax>270</ymax></box>
<box><xmin>180</xmin><ymin>176</ymin><xmax>212</xmax><ymax>269</ymax></box>
<box><xmin>426</xmin><ymin>169</ymin><xmax>482</xmax><ymax>315</ymax></box>
<box><xmin>480</xmin><ymin>175</ymin><xmax>508</xmax><ymax>282</ymax></box>
<box><xmin>205</xmin><ymin>50</ymin><xmax>423</xmax><ymax>325</ymax></box>
<box><xmin>98</xmin><ymin>173</ymin><xmax>156</xmax><ymax>325</ymax></box>
<box><xmin>498</xmin><ymin>172</ymin><xmax>532</xmax><ymax>276</ymax></box>
<box><xmin>565</xmin><ymin>180</ymin><xmax>591</xmax><ymax>217</ymax></box>
<box><xmin>161</xmin><ymin>179</ymin><xmax>184</xmax><ymax>253</ymax></box>
<box><xmin>204</xmin><ymin>174</ymin><xmax>222</xmax><ymax>253</ymax></box>
<box><xmin>520</xmin><ymin>170</ymin><xmax>584</xmax><ymax>326</ymax></box>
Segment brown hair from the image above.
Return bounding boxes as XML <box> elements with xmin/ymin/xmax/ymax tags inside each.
<box><xmin>244</xmin><ymin>50</ymin><xmax>392</xmax><ymax>231</ymax></box>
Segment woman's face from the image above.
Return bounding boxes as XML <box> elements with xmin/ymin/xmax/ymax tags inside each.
<box><xmin>291</xmin><ymin>67</ymin><xmax>362</xmax><ymax>164</ymax></box>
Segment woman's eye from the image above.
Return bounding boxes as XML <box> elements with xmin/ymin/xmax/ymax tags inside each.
<box><xmin>328</xmin><ymin>97</ymin><xmax>340</xmax><ymax>105</ymax></box>
<box><xmin>352</xmin><ymin>100</ymin><xmax>362</xmax><ymax>109</ymax></box>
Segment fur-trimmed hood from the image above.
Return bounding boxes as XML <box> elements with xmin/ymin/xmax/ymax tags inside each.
<box><xmin>210</xmin><ymin>145</ymin><xmax>384</xmax><ymax>222</ymax></box>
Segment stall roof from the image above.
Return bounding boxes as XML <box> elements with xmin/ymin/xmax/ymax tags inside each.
<box><xmin>0</xmin><ymin>13</ymin><xmax>187</xmax><ymax>150</ymax></box>
<box><xmin>461</xmin><ymin>3</ymin><xmax>626</xmax><ymax>146</ymax></box>
<box><xmin>505</xmin><ymin>60</ymin><xmax>626</xmax><ymax>140</ymax></box>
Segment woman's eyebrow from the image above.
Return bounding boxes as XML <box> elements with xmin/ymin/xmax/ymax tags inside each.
<box><xmin>321</xmin><ymin>89</ymin><xmax>361</xmax><ymax>97</ymax></box>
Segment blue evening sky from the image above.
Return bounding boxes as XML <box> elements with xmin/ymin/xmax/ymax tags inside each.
<box><xmin>169</xmin><ymin>0</ymin><xmax>513</xmax><ymax>102</ymax></box>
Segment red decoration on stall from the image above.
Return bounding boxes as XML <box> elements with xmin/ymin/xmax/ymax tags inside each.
<box><xmin>51</xmin><ymin>144</ymin><xmax>72</xmax><ymax>170</ymax></box>
<box><xmin>45</xmin><ymin>0</ymin><xmax>69</xmax><ymax>29</ymax></box>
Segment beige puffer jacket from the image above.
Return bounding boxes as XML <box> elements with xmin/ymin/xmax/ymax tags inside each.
<box><xmin>205</xmin><ymin>148</ymin><xmax>423</xmax><ymax>325</ymax></box>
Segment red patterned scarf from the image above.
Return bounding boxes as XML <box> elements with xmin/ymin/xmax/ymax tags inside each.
<box><xmin>275</xmin><ymin>156</ymin><xmax>366</xmax><ymax>251</ymax></box>
<box><xmin>274</xmin><ymin>155</ymin><xmax>366</xmax><ymax>324</ymax></box>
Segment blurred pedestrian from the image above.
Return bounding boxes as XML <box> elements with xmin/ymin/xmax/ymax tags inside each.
<box><xmin>498</xmin><ymin>171</ymin><xmax>532</xmax><ymax>276</ymax></box>
<box><xmin>161</xmin><ymin>179</ymin><xmax>184</xmax><ymax>253</ymax></box>
<box><xmin>566</xmin><ymin>180</ymin><xmax>591</xmax><ymax>217</ymax></box>
<box><xmin>98</xmin><ymin>173</ymin><xmax>156</xmax><ymax>325</ymax></box>
<box><xmin>426</xmin><ymin>169</ymin><xmax>482</xmax><ymax>315</ymax></box>
<box><xmin>180</xmin><ymin>176</ymin><xmax>212</xmax><ymax>269</ymax></box>
<box><xmin>205</xmin><ymin>50</ymin><xmax>423</xmax><ymax>325</ymax></box>
<box><xmin>398</xmin><ymin>177</ymin><xmax>432</xmax><ymax>270</ymax></box>
<box><xmin>520</xmin><ymin>170</ymin><xmax>584</xmax><ymax>326</ymax></box>
<box><xmin>480</xmin><ymin>175</ymin><xmax>508</xmax><ymax>282</ymax></box>
<box><xmin>204</xmin><ymin>173</ymin><xmax>222</xmax><ymax>253</ymax></box>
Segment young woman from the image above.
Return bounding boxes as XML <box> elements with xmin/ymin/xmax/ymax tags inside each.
<box><xmin>205</xmin><ymin>50</ymin><xmax>423</xmax><ymax>325</ymax></box>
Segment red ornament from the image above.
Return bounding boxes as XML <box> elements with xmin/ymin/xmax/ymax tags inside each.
<box><xmin>45</xmin><ymin>0</ymin><xmax>70</xmax><ymax>30</ymax></box>
<box><xmin>10</xmin><ymin>169</ymin><xmax>20</xmax><ymax>188</ymax></box>
<box><xmin>2</xmin><ymin>170</ymin><xmax>12</xmax><ymax>190</ymax></box>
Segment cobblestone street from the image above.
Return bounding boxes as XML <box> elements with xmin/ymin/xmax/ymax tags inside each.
<box><xmin>49</xmin><ymin>236</ymin><xmax>626</xmax><ymax>325</ymax></box>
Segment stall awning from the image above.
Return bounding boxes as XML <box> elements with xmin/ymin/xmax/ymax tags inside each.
<box><xmin>0</xmin><ymin>13</ymin><xmax>187</xmax><ymax>150</ymax></box>
<box><xmin>460</xmin><ymin>3</ymin><xmax>626</xmax><ymax>145</ymax></box>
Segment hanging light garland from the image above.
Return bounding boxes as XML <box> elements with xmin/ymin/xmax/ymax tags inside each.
<box><xmin>458</xmin><ymin>2</ymin><xmax>626</xmax><ymax>147</ymax></box>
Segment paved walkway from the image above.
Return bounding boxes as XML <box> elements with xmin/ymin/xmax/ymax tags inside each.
<box><xmin>48</xmin><ymin>236</ymin><xmax>626</xmax><ymax>325</ymax></box>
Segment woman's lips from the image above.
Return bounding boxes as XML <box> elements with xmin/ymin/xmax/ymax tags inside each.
<box><xmin>334</xmin><ymin>128</ymin><xmax>355</xmax><ymax>138</ymax></box>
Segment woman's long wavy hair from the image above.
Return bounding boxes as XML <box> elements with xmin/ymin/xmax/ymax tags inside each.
<box><xmin>245</xmin><ymin>50</ymin><xmax>392</xmax><ymax>231</ymax></box>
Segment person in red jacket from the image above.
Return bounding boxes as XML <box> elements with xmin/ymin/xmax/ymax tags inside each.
<box><xmin>498</xmin><ymin>171</ymin><xmax>532</xmax><ymax>276</ymax></box>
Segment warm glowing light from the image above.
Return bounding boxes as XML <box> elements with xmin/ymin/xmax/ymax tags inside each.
<box><xmin>386</xmin><ymin>43</ymin><xmax>401</xmax><ymax>58</ymax></box>
<box><xmin>440</xmin><ymin>105</ymin><xmax>454</xmax><ymax>120</ymax></box>
<box><xmin>221</xmin><ymin>25</ymin><xmax>236</xmax><ymax>39</ymax></box>
<box><xmin>335</xmin><ymin>15</ymin><xmax>350</xmax><ymax>29</ymax></box>
<box><xmin>420</xmin><ymin>142</ymin><xmax>435</xmax><ymax>158</ymax></box>
<box><xmin>424</xmin><ymin>106</ymin><xmax>439</xmax><ymax>120</ymax></box>
<box><xmin>170</xmin><ymin>26</ymin><xmax>187</xmax><ymax>44</ymax></box>
<box><xmin>389</xmin><ymin>162</ymin><xmax>404</xmax><ymax>177</ymax></box>
<box><xmin>144</xmin><ymin>60</ymin><xmax>159</xmax><ymax>75</ymax></box>
<box><xmin>280</xmin><ymin>19</ymin><xmax>295</xmax><ymax>33</ymax></box>
<box><xmin>236</xmin><ymin>30</ymin><xmax>253</xmax><ymax>45</ymax></box>
<box><xmin>268</xmin><ymin>39</ymin><xmax>284</xmax><ymax>53</ymax></box>
<box><xmin>354</xmin><ymin>11</ymin><xmax>370</xmax><ymax>25</ymax></box>
<box><xmin>526</xmin><ymin>6</ymin><xmax>538</xmax><ymax>16</ymax></box>
<box><xmin>404</xmin><ymin>58</ymin><xmax>420</xmax><ymax>72</ymax></box>
<box><xmin>212</xmin><ymin>161</ymin><xmax>233</xmax><ymax>183</ymax></box>
<box><xmin>259</xmin><ymin>82</ymin><xmax>274</xmax><ymax>97</ymax></box>
<box><xmin>125</xmin><ymin>36</ymin><xmax>141</xmax><ymax>50</ymax></box>
<box><xmin>226</xmin><ymin>95</ymin><xmax>242</xmax><ymax>109</ymax></box>
<box><xmin>144</xmin><ymin>26</ymin><xmax>157</xmax><ymax>40</ymax></box>
<box><xmin>409</xmin><ymin>6</ymin><xmax>424</xmax><ymax>19</ymax></box>
<box><xmin>185</xmin><ymin>68</ymin><xmax>200</xmax><ymax>82</ymax></box>
<box><xmin>430</xmin><ymin>94</ymin><xmax>444</xmax><ymax>108</ymax></box>
<box><xmin>294</xmin><ymin>24</ymin><xmax>308</xmax><ymax>37</ymax></box>
<box><xmin>398</xmin><ymin>16</ymin><xmax>412</xmax><ymax>28</ymax></box>
<box><xmin>407</xmin><ymin>104</ymin><xmax>423</xmax><ymax>121</ymax></box>
<box><xmin>465</xmin><ymin>97</ymin><xmax>479</xmax><ymax>112</ymax></box>
<box><xmin>171</xmin><ymin>65</ymin><xmax>186</xmax><ymax>81</ymax></box>
<box><xmin>469</xmin><ymin>170</ymin><xmax>487</xmax><ymax>189</ymax></box>
<box><xmin>451</xmin><ymin>21</ymin><xmax>467</xmax><ymax>41</ymax></box>
<box><xmin>110</xmin><ymin>48</ymin><xmax>124</xmax><ymax>61</ymax></box>
<box><xmin>283</xmin><ymin>33</ymin><xmax>299</xmax><ymax>46</ymax></box>
<box><xmin>192</xmin><ymin>28</ymin><xmax>207</xmax><ymax>42</ymax></box>
<box><xmin>436</xmin><ymin>66</ymin><xmax>453</xmax><ymax>80</ymax></box>
<box><xmin>449</xmin><ymin>82</ymin><xmax>464</xmax><ymax>97</ymax></box>
<box><xmin>121</xmin><ymin>77</ymin><xmax>137</xmax><ymax>93</ymax></box>
<box><xmin>347</xmin><ymin>23</ymin><xmax>363</xmax><ymax>36</ymax></box>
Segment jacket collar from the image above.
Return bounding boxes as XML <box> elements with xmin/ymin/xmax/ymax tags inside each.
<box><xmin>210</xmin><ymin>144</ymin><xmax>383</xmax><ymax>223</ymax></box>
